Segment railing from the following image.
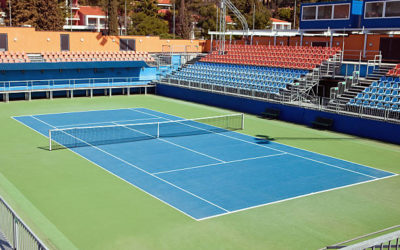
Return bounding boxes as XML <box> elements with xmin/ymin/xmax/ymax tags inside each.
<box><xmin>160</xmin><ymin>78</ymin><xmax>400</xmax><ymax>124</ymax></box>
<box><xmin>366</xmin><ymin>54</ymin><xmax>383</xmax><ymax>76</ymax></box>
<box><xmin>0</xmin><ymin>196</ymin><xmax>48</xmax><ymax>250</ymax></box>
<box><xmin>322</xmin><ymin>225</ymin><xmax>400</xmax><ymax>250</ymax></box>
<box><xmin>0</xmin><ymin>76</ymin><xmax>156</xmax><ymax>93</ymax></box>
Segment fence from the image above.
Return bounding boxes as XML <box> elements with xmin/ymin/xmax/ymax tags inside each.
<box><xmin>322</xmin><ymin>225</ymin><xmax>400</xmax><ymax>250</ymax></box>
<box><xmin>0</xmin><ymin>196</ymin><xmax>48</xmax><ymax>250</ymax></box>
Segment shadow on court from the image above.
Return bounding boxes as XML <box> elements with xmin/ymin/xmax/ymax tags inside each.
<box><xmin>255</xmin><ymin>135</ymin><xmax>357</xmax><ymax>144</ymax></box>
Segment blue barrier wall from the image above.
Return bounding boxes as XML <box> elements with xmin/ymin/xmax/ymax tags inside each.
<box><xmin>300</xmin><ymin>0</ymin><xmax>363</xmax><ymax>30</ymax></box>
<box><xmin>157</xmin><ymin>84</ymin><xmax>400</xmax><ymax>144</ymax></box>
<box><xmin>340</xmin><ymin>63</ymin><xmax>376</xmax><ymax>77</ymax></box>
<box><xmin>0</xmin><ymin>55</ymin><xmax>182</xmax><ymax>82</ymax></box>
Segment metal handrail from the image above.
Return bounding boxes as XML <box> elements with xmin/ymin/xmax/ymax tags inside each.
<box><xmin>0</xmin><ymin>195</ymin><xmax>48</xmax><ymax>250</ymax></box>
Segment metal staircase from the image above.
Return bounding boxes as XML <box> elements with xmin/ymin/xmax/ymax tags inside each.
<box><xmin>336</xmin><ymin>64</ymin><xmax>394</xmax><ymax>104</ymax></box>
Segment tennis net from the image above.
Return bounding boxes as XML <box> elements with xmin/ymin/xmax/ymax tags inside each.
<box><xmin>49</xmin><ymin>113</ymin><xmax>244</xmax><ymax>150</ymax></box>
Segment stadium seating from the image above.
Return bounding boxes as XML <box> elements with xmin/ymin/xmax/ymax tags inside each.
<box><xmin>167</xmin><ymin>62</ymin><xmax>308</xmax><ymax>95</ymax></box>
<box><xmin>41</xmin><ymin>51</ymin><xmax>155</xmax><ymax>63</ymax></box>
<box><xmin>347</xmin><ymin>76</ymin><xmax>400</xmax><ymax>111</ymax></box>
<box><xmin>200</xmin><ymin>45</ymin><xmax>341</xmax><ymax>70</ymax></box>
<box><xmin>387</xmin><ymin>64</ymin><xmax>400</xmax><ymax>77</ymax></box>
<box><xmin>0</xmin><ymin>51</ymin><xmax>30</xmax><ymax>63</ymax></box>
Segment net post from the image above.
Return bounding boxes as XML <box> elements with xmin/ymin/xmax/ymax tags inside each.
<box><xmin>157</xmin><ymin>122</ymin><xmax>160</xmax><ymax>138</ymax></box>
<box><xmin>241</xmin><ymin>113</ymin><xmax>244</xmax><ymax>130</ymax></box>
<box><xmin>49</xmin><ymin>130</ymin><xmax>52</xmax><ymax>151</ymax></box>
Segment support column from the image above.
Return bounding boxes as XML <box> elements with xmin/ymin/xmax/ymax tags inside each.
<box><xmin>122</xmin><ymin>88</ymin><xmax>125</xmax><ymax>95</ymax></box>
<box><xmin>144</xmin><ymin>87</ymin><xmax>147</xmax><ymax>95</ymax></box>
<box><xmin>300</xmin><ymin>33</ymin><xmax>303</xmax><ymax>46</ymax></box>
<box><xmin>6</xmin><ymin>93</ymin><xmax>9</xmax><ymax>102</ymax></box>
<box><xmin>50</xmin><ymin>91</ymin><xmax>53</xmax><ymax>100</ymax></box>
<box><xmin>330</xmin><ymin>33</ymin><xmax>333</xmax><ymax>48</ymax></box>
<box><xmin>71</xmin><ymin>90</ymin><xmax>74</xmax><ymax>99</ymax></box>
<box><xmin>109</xmin><ymin>88</ymin><xmax>112</xmax><ymax>97</ymax></box>
<box><xmin>86</xmin><ymin>90</ymin><xmax>89</xmax><ymax>97</ymax></box>
<box><xmin>273</xmin><ymin>35</ymin><xmax>277</xmax><ymax>46</ymax></box>
<box><xmin>104</xmin><ymin>89</ymin><xmax>107</xmax><ymax>96</ymax></box>
<box><xmin>363</xmin><ymin>32</ymin><xmax>368</xmax><ymax>58</ymax></box>
<box><xmin>46</xmin><ymin>91</ymin><xmax>49</xmax><ymax>99</ymax></box>
<box><xmin>210</xmin><ymin>34</ymin><xmax>213</xmax><ymax>52</ymax></box>
<box><xmin>25</xmin><ymin>92</ymin><xmax>29</xmax><ymax>101</ymax></box>
<box><xmin>90</xmin><ymin>89</ymin><xmax>93</xmax><ymax>98</ymax></box>
<box><xmin>127</xmin><ymin>88</ymin><xmax>130</xmax><ymax>96</ymax></box>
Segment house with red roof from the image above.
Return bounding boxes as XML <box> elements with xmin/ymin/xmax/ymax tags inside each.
<box><xmin>64</xmin><ymin>0</ymin><xmax>126</xmax><ymax>33</ymax></box>
<box><xmin>157</xmin><ymin>0</ymin><xmax>172</xmax><ymax>14</ymax></box>
<box><xmin>270</xmin><ymin>18</ymin><xmax>291</xmax><ymax>30</ymax></box>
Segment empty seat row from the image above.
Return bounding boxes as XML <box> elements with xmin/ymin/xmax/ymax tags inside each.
<box><xmin>41</xmin><ymin>50</ymin><xmax>155</xmax><ymax>63</ymax></box>
<box><xmin>347</xmin><ymin>76</ymin><xmax>400</xmax><ymax>111</ymax></box>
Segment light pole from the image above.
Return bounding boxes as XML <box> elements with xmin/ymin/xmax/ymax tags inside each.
<box><xmin>124</xmin><ymin>0</ymin><xmax>127</xmax><ymax>35</ymax></box>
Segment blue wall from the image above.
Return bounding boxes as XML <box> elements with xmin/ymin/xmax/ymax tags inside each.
<box><xmin>361</xmin><ymin>0</ymin><xmax>400</xmax><ymax>28</ymax></box>
<box><xmin>300</xmin><ymin>0</ymin><xmax>362</xmax><ymax>30</ymax></box>
<box><xmin>0</xmin><ymin>56</ymin><xmax>182</xmax><ymax>82</ymax></box>
<box><xmin>340</xmin><ymin>63</ymin><xmax>375</xmax><ymax>77</ymax></box>
<box><xmin>157</xmin><ymin>84</ymin><xmax>400</xmax><ymax>145</ymax></box>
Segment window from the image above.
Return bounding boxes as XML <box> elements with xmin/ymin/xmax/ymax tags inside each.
<box><xmin>318</xmin><ymin>5</ymin><xmax>332</xmax><ymax>20</ymax></box>
<box><xmin>0</xmin><ymin>34</ymin><xmax>8</xmax><ymax>51</ymax></box>
<box><xmin>60</xmin><ymin>34</ymin><xmax>70</xmax><ymax>51</ymax></box>
<box><xmin>120</xmin><ymin>39</ymin><xmax>135</xmax><ymax>51</ymax></box>
<box><xmin>88</xmin><ymin>18</ymin><xmax>96</xmax><ymax>26</ymax></box>
<box><xmin>333</xmin><ymin>4</ymin><xmax>350</xmax><ymax>19</ymax></box>
<box><xmin>302</xmin><ymin>6</ymin><xmax>316</xmax><ymax>20</ymax></box>
<box><xmin>385</xmin><ymin>1</ymin><xmax>400</xmax><ymax>17</ymax></box>
<box><xmin>365</xmin><ymin>2</ymin><xmax>384</xmax><ymax>18</ymax></box>
<box><xmin>276</xmin><ymin>24</ymin><xmax>281</xmax><ymax>29</ymax></box>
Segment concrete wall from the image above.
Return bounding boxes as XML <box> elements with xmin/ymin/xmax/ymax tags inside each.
<box><xmin>0</xmin><ymin>27</ymin><xmax>206</xmax><ymax>53</ymax></box>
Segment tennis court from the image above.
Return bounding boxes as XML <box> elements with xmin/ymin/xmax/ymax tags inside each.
<box><xmin>13</xmin><ymin>108</ymin><xmax>396</xmax><ymax>220</ymax></box>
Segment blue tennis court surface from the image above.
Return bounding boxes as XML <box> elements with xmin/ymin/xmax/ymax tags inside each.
<box><xmin>13</xmin><ymin>108</ymin><xmax>396</xmax><ymax>220</ymax></box>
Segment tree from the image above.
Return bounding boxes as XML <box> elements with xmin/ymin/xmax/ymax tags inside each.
<box><xmin>177</xmin><ymin>0</ymin><xmax>190</xmax><ymax>39</ymax></box>
<box><xmin>128</xmin><ymin>0</ymin><xmax>169</xmax><ymax>37</ymax></box>
<box><xmin>36</xmin><ymin>0</ymin><xmax>65</xmax><ymax>31</ymax></box>
<box><xmin>107</xmin><ymin>0</ymin><xmax>119</xmax><ymax>35</ymax></box>
<box><xmin>5</xmin><ymin>0</ymin><xmax>64</xmax><ymax>31</ymax></box>
<box><xmin>230</xmin><ymin>0</ymin><xmax>271</xmax><ymax>30</ymax></box>
<box><xmin>129</xmin><ymin>12</ymin><xmax>169</xmax><ymax>36</ymax></box>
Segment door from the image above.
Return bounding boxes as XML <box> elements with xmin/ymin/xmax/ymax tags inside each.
<box><xmin>60</xmin><ymin>34</ymin><xmax>70</xmax><ymax>51</ymax></box>
<box><xmin>380</xmin><ymin>38</ymin><xmax>400</xmax><ymax>61</ymax></box>
<box><xmin>0</xmin><ymin>34</ymin><xmax>8</xmax><ymax>51</ymax></box>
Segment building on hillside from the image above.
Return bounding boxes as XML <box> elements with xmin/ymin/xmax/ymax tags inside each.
<box><xmin>63</xmin><ymin>0</ymin><xmax>126</xmax><ymax>34</ymax></box>
<box><xmin>270</xmin><ymin>18</ymin><xmax>291</xmax><ymax>30</ymax></box>
<box><xmin>157</xmin><ymin>0</ymin><xmax>173</xmax><ymax>14</ymax></box>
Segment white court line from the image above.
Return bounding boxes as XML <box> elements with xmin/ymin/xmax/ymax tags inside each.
<box><xmin>56</xmin><ymin>117</ymin><xmax>161</xmax><ymax>128</ymax></box>
<box><xmin>136</xmin><ymin>108</ymin><xmax>398</xmax><ymax>177</ymax></box>
<box><xmin>110</xmin><ymin>122</ymin><xmax>225</xmax><ymax>163</ymax></box>
<box><xmin>131</xmin><ymin>109</ymin><xmax>380</xmax><ymax>179</ymax></box>
<box><xmin>12</xmin><ymin>107</ymin><xmax>146</xmax><ymax>118</ymax></box>
<box><xmin>197</xmin><ymin>174</ymin><xmax>398</xmax><ymax>221</ymax></box>
<box><xmin>30</xmin><ymin>116</ymin><xmax>230</xmax><ymax>214</ymax></box>
<box><xmin>11</xmin><ymin>116</ymin><xmax>199</xmax><ymax>221</ymax></box>
<box><xmin>153</xmin><ymin>153</ymin><xmax>287</xmax><ymax>175</ymax></box>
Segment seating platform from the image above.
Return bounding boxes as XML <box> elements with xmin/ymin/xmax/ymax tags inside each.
<box><xmin>167</xmin><ymin>62</ymin><xmax>308</xmax><ymax>95</ymax></box>
<box><xmin>201</xmin><ymin>44</ymin><xmax>340</xmax><ymax>70</ymax></box>
<box><xmin>347</xmin><ymin>76</ymin><xmax>400</xmax><ymax>112</ymax></box>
